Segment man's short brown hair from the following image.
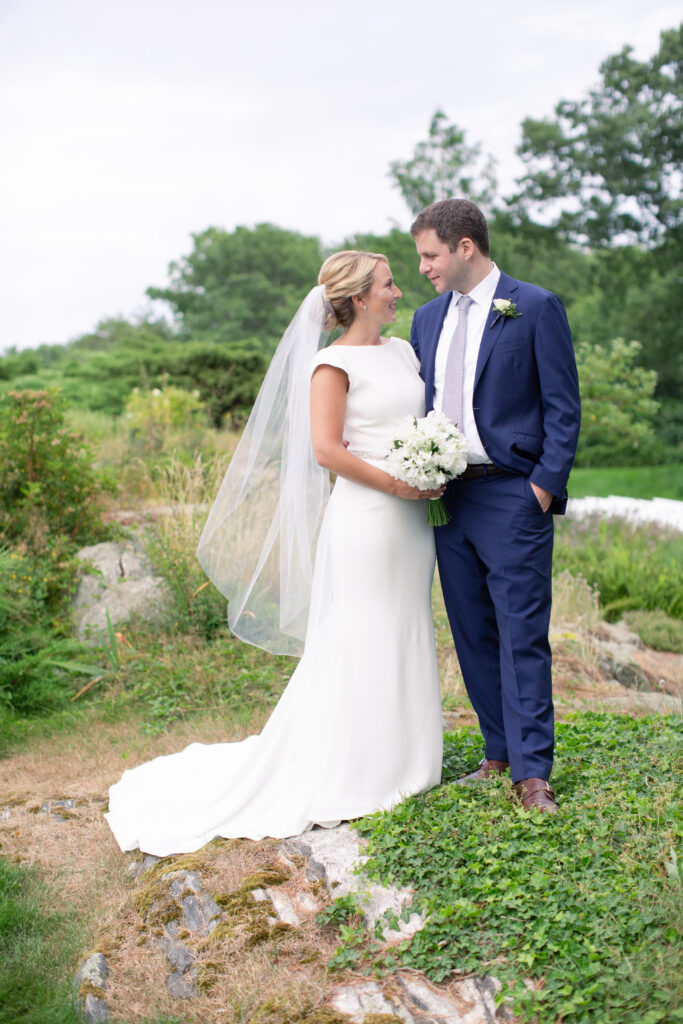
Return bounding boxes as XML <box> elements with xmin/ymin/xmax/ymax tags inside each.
<box><xmin>411</xmin><ymin>199</ymin><xmax>490</xmax><ymax>256</ymax></box>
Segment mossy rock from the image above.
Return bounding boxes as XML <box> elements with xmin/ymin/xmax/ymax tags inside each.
<box><xmin>94</xmin><ymin>926</ymin><xmax>126</xmax><ymax>957</ymax></box>
<box><xmin>132</xmin><ymin>853</ymin><xmax>208</xmax><ymax>922</ymax></box>
<box><xmin>305</xmin><ymin>1012</ymin><xmax>354</xmax><ymax>1024</ymax></box>
<box><xmin>236</xmin><ymin>865</ymin><xmax>291</xmax><ymax>893</ymax></box>
<box><xmin>249</xmin><ymin>998</ymin><xmax>351</xmax><ymax>1024</ymax></box>
<box><xmin>206</xmin><ymin>887</ymin><xmax>273</xmax><ymax>948</ymax></box>
<box><xmin>362</xmin><ymin>1016</ymin><xmax>404</xmax><ymax>1024</ymax></box>
<box><xmin>194</xmin><ymin>960</ymin><xmax>222</xmax><ymax>993</ymax></box>
<box><xmin>133</xmin><ymin>871</ymin><xmax>183</xmax><ymax>928</ymax></box>
<box><xmin>77</xmin><ymin>979</ymin><xmax>106</xmax><ymax>1001</ymax></box>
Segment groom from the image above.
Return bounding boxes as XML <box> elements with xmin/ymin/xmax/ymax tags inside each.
<box><xmin>410</xmin><ymin>199</ymin><xmax>580</xmax><ymax>813</ymax></box>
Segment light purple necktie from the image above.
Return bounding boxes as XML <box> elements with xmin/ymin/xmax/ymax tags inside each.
<box><xmin>442</xmin><ymin>293</ymin><xmax>473</xmax><ymax>429</ymax></box>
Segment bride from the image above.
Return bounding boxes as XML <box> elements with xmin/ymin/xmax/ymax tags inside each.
<box><xmin>105</xmin><ymin>251</ymin><xmax>445</xmax><ymax>855</ymax></box>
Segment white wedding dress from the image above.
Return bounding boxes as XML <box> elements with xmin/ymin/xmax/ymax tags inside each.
<box><xmin>105</xmin><ymin>338</ymin><xmax>442</xmax><ymax>855</ymax></box>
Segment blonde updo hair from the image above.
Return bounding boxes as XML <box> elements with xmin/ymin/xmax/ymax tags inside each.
<box><xmin>318</xmin><ymin>250</ymin><xmax>388</xmax><ymax>330</ymax></box>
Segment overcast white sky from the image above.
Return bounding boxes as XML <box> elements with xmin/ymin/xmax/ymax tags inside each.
<box><xmin>1</xmin><ymin>0</ymin><xmax>678</xmax><ymax>350</ymax></box>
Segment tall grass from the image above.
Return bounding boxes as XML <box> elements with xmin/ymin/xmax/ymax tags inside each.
<box><xmin>143</xmin><ymin>453</ymin><xmax>232</xmax><ymax>638</ymax></box>
<box><xmin>554</xmin><ymin>515</ymin><xmax>683</xmax><ymax>620</ymax></box>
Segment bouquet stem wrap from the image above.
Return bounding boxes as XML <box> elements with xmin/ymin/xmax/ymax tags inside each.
<box><xmin>427</xmin><ymin>496</ymin><xmax>451</xmax><ymax>527</ymax></box>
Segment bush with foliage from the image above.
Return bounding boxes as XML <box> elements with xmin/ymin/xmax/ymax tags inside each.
<box><xmin>0</xmin><ymin>389</ymin><xmax>111</xmax><ymax>550</ymax></box>
<box><xmin>624</xmin><ymin>609</ymin><xmax>683</xmax><ymax>653</ymax></box>
<box><xmin>124</xmin><ymin>383</ymin><xmax>206</xmax><ymax>449</ymax></box>
<box><xmin>575</xmin><ymin>338</ymin><xmax>661</xmax><ymax>466</ymax></box>
<box><xmin>0</xmin><ymin>547</ymin><xmax>96</xmax><ymax>714</ymax></box>
<box><xmin>0</xmin><ymin>320</ymin><xmax>270</xmax><ymax>427</ymax></box>
<box><xmin>0</xmin><ymin>390</ymin><xmax>113</xmax><ymax>716</ymax></box>
<box><xmin>140</xmin><ymin>455</ymin><xmax>229</xmax><ymax>640</ymax></box>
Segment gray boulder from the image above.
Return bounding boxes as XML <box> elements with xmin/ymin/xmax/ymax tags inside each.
<box><xmin>73</xmin><ymin>539</ymin><xmax>171</xmax><ymax>642</ymax></box>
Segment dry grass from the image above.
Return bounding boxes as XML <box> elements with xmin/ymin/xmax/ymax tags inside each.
<box><xmin>550</xmin><ymin>569</ymin><xmax>600</xmax><ymax>632</ymax></box>
<box><xmin>0</xmin><ymin>710</ymin><xmax>344</xmax><ymax>1024</ymax></box>
<box><xmin>102</xmin><ymin>837</ymin><xmax>340</xmax><ymax>1023</ymax></box>
<box><xmin>1</xmin><ymin>710</ymin><xmax>275</xmax><ymax>809</ymax></box>
<box><xmin>152</xmin><ymin>452</ymin><xmax>230</xmax><ymax>543</ymax></box>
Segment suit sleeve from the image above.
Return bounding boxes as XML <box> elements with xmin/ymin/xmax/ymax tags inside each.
<box><xmin>528</xmin><ymin>294</ymin><xmax>581</xmax><ymax>498</ymax></box>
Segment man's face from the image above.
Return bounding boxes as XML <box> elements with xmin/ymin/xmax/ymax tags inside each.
<box><xmin>414</xmin><ymin>228</ymin><xmax>466</xmax><ymax>294</ymax></box>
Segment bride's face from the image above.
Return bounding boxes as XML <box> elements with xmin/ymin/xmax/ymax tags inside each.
<box><xmin>363</xmin><ymin>261</ymin><xmax>402</xmax><ymax>323</ymax></box>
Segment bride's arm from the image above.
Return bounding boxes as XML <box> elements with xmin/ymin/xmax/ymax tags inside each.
<box><xmin>310</xmin><ymin>365</ymin><xmax>443</xmax><ymax>501</ymax></box>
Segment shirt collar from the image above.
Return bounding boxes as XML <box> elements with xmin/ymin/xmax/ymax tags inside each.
<box><xmin>450</xmin><ymin>262</ymin><xmax>500</xmax><ymax>312</ymax></box>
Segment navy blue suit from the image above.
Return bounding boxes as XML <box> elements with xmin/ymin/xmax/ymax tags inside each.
<box><xmin>411</xmin><ymin>272</ymin><xmax>580</xmax><ymax>782</ymax></box>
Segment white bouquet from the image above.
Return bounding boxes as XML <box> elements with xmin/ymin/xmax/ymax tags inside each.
<box><xmin>385</xmin><ymin>410</ymin><xmax>468</xmax><ymax>526</ymax></box>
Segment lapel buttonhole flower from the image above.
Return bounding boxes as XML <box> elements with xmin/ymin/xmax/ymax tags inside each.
<box><xmin>491</xmin><ymin>298</ymin><xmax>521</xmax><ymax>326</ymax></box>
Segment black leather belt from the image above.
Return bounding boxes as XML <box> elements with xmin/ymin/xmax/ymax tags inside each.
<box><xmin>459</xmin><ymin>464</ymin><xmax>505</xmax><ymax>480</ymax></box>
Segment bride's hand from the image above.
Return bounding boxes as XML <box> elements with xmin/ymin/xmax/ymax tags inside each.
<box><xmin>392</xmin><ymin>480</ymin><xmax>446</xmax><ymax>501</ymax></box>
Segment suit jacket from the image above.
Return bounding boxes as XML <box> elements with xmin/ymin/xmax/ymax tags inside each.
<box><xmin>410</xmin><ymin>271</ymin><xmax>581</xmax><ymax>514</ymax></box>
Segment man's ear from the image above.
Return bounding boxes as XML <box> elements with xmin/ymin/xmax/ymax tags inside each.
<box><xmin>459</xmin><ymin>237</ymin><xmax>475</xmax><ymax>260</ymax></box>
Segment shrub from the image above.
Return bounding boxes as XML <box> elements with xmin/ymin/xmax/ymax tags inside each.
<box><xmin>624</xmin><ymin>609</ymin><xmax>683</xmax><ymax>653</ymax></box>
<box><xmin>575</xmin><ymin>338</ymin><xmax>662</xmax><ymax>467</ymax></box>
<box><xmin>0</xmin><ymin>548</ymin><xmax>97</xmax><ymax>714</ymax></box>
<box><xmin>124</xmin><ymin>383</ymin><xmax>206</xmax><ymax>434</ymax></box>
<box><xmin>0</xmin><ymin>389</ymin><xmax>110</xmax><ymax>550</ymax></box>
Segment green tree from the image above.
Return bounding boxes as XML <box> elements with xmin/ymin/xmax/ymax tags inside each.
<box><xmin>514</xmin><ymin>25</ymin><xmax>683</xmax><ymax>247</ymax></box>
<box><xmin>488</xmin><ymin>211</ymin><xmax>594</xmax><ymax>309</ymax></box>
<box><xmin>389</xmin><ymin>110</ymin><xmax>498</xmax><ymax>217</ymax></box>
<box><xmin>147</xmin><ymin>223</ymin><xmax>323</xmax><ymax>350</ymax></box>
<box><xmin>567</xmin><ymin>251</ymin><xmax>683</xmax><ymax>401</ymax></box>
<box><xmin>575</xmin><ymin>338</ymin><xmax>661</xmax><ymax>466</ymax></box>
<box><xmin>0</xmin><ymin>318</ymin><xmax>270</xmax><ymax>425</ymax></box>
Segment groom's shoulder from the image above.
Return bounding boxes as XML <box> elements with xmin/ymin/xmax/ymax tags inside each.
<box><xmin>414</xmin><ymin>292</ymin><xmax>450</xmax><ymax>320</ymax></box>
<box><xmin>502</xmin><ymin>272</ymin><xmax>563</xmax><ymax>310</ymax></box>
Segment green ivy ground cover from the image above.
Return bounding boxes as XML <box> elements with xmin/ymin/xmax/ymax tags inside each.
<box><xmin>352</xmin><ymin>714</ymin><xmax>682</xmax><ymax>1024</ymax></box>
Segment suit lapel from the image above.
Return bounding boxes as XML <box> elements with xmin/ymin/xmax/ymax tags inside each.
<box><xmin>474</xmin><ymin>273</ymin><xmax>520</xmax><ymax>390</ymax></box>
<box><xmin>422</xmin><ymin>293</ymin><xmax>451</xmax><ymax>407</ymax></box>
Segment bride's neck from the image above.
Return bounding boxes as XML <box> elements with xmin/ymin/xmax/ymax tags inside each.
<box><xmin>338</xmin><ymin>319</ymin><xmax>383</xmax><ymax>347</ymax></box>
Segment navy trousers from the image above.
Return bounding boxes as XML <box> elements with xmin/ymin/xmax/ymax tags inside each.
<box><xmin>436</xmin><ymin>470</ymin><xmax>555</xmax><ymax>783</ymax></box>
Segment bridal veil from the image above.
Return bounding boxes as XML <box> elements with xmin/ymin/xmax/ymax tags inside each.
<box><xmin>196</xmin><ymin>286</ymin><xmax>331</xmax><ymax>656</ymax></box>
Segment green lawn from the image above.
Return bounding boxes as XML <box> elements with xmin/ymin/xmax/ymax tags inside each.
<box><xmin>568</xmin><ymin>464</ymin><xmax>683</xmax><ymax>500</ymax></box>
<box><xmin>0</xmin><ymin>859</ymin><xmax>84</xmax><ymax>1024</ymax></box>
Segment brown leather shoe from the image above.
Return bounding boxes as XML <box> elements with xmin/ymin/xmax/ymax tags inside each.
<box><xmin>512</xmin><ymin>778</ymin><xmax>558</xmax><ymax>814</ymax></box>
<box><xmin>457</xmin><ymin>758</ymin><xmax>510</xmax><ymax>785</ymax></box>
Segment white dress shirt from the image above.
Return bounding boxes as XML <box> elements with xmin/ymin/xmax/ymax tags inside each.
<box><xmin>433</xmin><ymin>263</ymin><xmax>500</xmax><ymax>464</ymax></box>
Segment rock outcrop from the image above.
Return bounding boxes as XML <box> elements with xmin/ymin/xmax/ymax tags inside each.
<box><xmin>72</xmin><ymin>538</ymin><xmax>171</xmax><ymax>642</ymax></box>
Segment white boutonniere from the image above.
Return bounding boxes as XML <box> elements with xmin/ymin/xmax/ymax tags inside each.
<box><xmin>491</xmin><ymin>298</ymin><xmax>521</xmax><ymax>326</ymax></box>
